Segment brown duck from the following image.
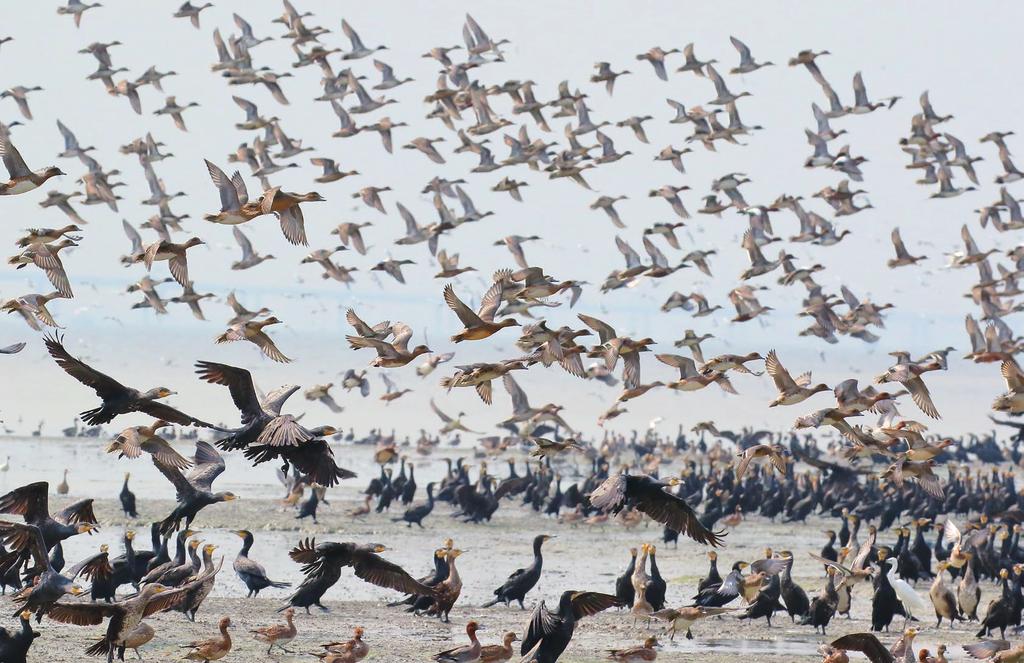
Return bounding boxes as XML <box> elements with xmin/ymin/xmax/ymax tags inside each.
<box><xmin>0</xmin><ymin>135</ymin><xmax>63</xmax><ymax>195</ymax></box>
<box><xmin>444</xmin><ymin>282</ymin><xmax>519</xmax><ymax>342</ymax></box>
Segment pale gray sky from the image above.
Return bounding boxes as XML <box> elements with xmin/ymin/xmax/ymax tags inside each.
<box><xmin>0</xmin><ymin>1</ymin><xmax>1018</xmax><ymax>437</ymax></box>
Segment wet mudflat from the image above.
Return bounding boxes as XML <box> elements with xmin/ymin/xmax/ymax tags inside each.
<box><xmin>3</xmin><ymin>437</ymin><xmax>994</xmax><ymax>661</ymax></box>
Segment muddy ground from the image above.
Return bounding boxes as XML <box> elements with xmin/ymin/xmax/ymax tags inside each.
<box><xmin>24</xmin><ymin>492</ymin><xmax>998</xmax><ymax>662</ymax></box>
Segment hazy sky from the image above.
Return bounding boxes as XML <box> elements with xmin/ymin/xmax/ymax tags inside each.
<box><xmin>0</xmin><ymin>2</ymin><xmax>1019</xmax><ymax>438</ymax></box>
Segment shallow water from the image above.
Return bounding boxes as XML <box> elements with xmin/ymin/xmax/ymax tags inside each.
<box><xmin>0</xmin><ymin>434</ymin><xmax>489</xmax><ymax>500</ymax></box>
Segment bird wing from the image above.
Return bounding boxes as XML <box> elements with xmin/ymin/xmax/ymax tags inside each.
<box><xmin>716</xmin><ymin>570</ymin><xmax>742</xmax><ymax>597</ymax></box>
<box><xmin>749</xmin><ymin>558</ymin><xmax>787</xmax><ymax>576</ymax></box>
<box><xmin>347</xmin><ymin>335</ymin><xmax>399</xmax><ymax>359</ymax></box>
<box><xmin>278</xmin><ymin>206</ymin><xmax>308</xmax><ymax>246</ymax></box>
<box><xmin>0</xmin><ymin>135</ymin><xmax>31</xmax><ymax>178</ymax></box>
<box><xmin>807</xmin><ymin>553</ymin><xmax>855</xmax><ymax>577</ymax></box>
<box><xmin>257</xmin><ymin>415</ymin><xmax>314</xmax><ymax>447</ymax></box>
<box><xmin>476</xmin><ymin>279</ymin><xmax>504</xmax><ymax>323</ymax></box>
<box><xmin>443</xmin><ymin>284</ymin><xmax>483</xmax><ymax>327</ymax></box>
<box><xmin>730</xmin><ymin>36</ymin><xmax>753</xmax><ymax>61</ymax></box>
<box><xmin>288</xmin><ymin>537</ymin><xmax>328</xmax><ymax>566</ymax></box>
<box><xmin>642</xmin><ymin>236</ymin><xmax>669</xmax><ymax>268</ymax></box>
<box><xmin>0</xmin><ymin>522</ymin><xmax>48</xmax><ymax>570</ymax></box>
<box><xmin>45</xmin><ymin>333</ymin><xmax>132</xmax><ymax>400</ymax></box>
<box><xmin>570</xmin><ymin>591</ymin><xmax>623</xmax><ymax>618</ymax></box>
<box><xmin>251</xmin><ymin>331</ymin><xmax>291</xmax><ymax>363</ymax></box>
<box><xmin>890</xmin><ymin>228</ymin><xmax>909</xmax><ymax>258</ymax></box>
<box><xmin>121</xmin><ymin>220</ymin><xmax>144</xmax><ymax>254</ymax></box>
<box><xmin>186</xmin><ymin>440</ymin><xmax>226</xmax><ymax>492</ymax></box>
<box><xmin>475</xmin><ymin>380</ymin><xmax>493</xmax><ymax>404</ymax></box>
<box><xmin>633</xmin><ymin>484</ymin><xmax>726</xmax><ymax>546</ymax></box>
<box><xmin>391</xmin><ymin>323</ymin><xmax>413</xmax><ymax>353</ymax></box>
<box><xmin>340</xmin><ymin>19</ymin><xmax>366</xmax><ymax>51</ymax></box>
<box><xmin>614</xmin><ymin>236</ymin><xmax>642</xmax><ymax>270</ymax></box>
<box><xmin>152</xmin><ymin>456</ymin><xmax>197</xmax><ymax>500</ymax></box>
<box><xmin>903</xmin><ymin>376</ymin><xmax>940</xmax><ymax>419</ymax></box>
<box><xmin>139</xmin><ymin>400</ymin><xmax>218</xmax><ymax>429</ymax></box>
<box><xmin>65</xmin><ymin>550</ymin><xmax>112</xmax><ymax>582</ymax></box>
<box><xmin>56</xmin><ymin>119</ymin><xmax>79</xmax><ymax>150</ymax></box>
<box><xmin>576</xmin><ymin>313</ymin><xmax>616</xmax><ymax>344</ymax></box>
<box><xmin>522</xmin><ymin>599</ymin><xmax>556</xmax><ymax>656</ymax></box>
<box><xmin>141</xmin><ymin>583</ymin><xmax>194</xmax><ymax>617</ymax></box>
<box><xmin>345</xmin><ymin>309</ymin><xmax>382</xmax><ymax>338</ymax></box>
<box><xmin>139</xmin><ymin>437</ymin><xmax>193</xmax><ymax>470</ymax></box>
<box><xmin>832</xmin><ymin>379</ymin><xmax>859</xmax><ymax>407</ymax></box>
<box><xmin>963</xmin><ymin>640</ymin><xmax>1012</xmax><ymax>660</ymax></box>
<box><xmin>621</xmin><ymin>352</ymin><xmax>641</xmax><ymax>390</ymax></box>
<box><xmin>502</xmin><ymin>374</ymin><xmax>531</xmax><ymax>414</ymax></box>
<box><xmin>205</xmin><ymin>160</ymin><xmax>241</xmax><ymax>211</ymax></box>
<box><xmin>656</xmin><ymin>353</ymin><xmax>697</xmax><ymax>380</ymax></box>
<box><xmin>851</xmin><ymin>534</ymin><xmax>875</xmax><ymax>571</ymax></box>
<box><xmin>828</xmin><ymin>633</ymin><xmax>894</xmax><ymax>663</ymax></box>
<box><xmin>54</xmin><ymin>498</ymin><xmax>97</xmax><ymax>525</ymax></box>
<box><xmin>277</xmin><ymin>439</ymin><xmax>356</xmax><ymax>486</ymax></box>
<box><xmin>233</xmin><ymin>227</ymin><xmax>254</xmax><ymax>257</ymax></box>
<box><xmin>395</xmin><ymin>202</ymin><xmax>420</xmax><ymax>235</ymax></box>
<box><xmin>961</xmin><ymin>224</ymin><xmax>980</xmax><ymax>255</ymax></box>
<box><xmin>765</xmin><ymin>350</ymin><xmax>797</xmax><ymax>392</ymax></box>
<box><xmin>735</xmin><ymin>451</ymin><xmax>754</xmax><ymax>481</ymax></box>
<box><xmin>351</xmin><ymin>550</ymin><xmax>432</xmax><ymax>595</ymax></box>
<box><xmin>429</xmin><ymin>398</ymin><xmax>452</xmax><ymax>423</ymax></box>
<box><xmin>0</xmin><ymin>481</ymin><xmax>49</xmax><ymax>522</ymax></box>
<box><xmin>588</xmin><ymin>474</ymin><xmax>626</xmax><ymax>511</ymax></box>
<box><xmin>46</xmin><ymin>601</ymin><xmax>121</xmax><ymax>626</ymax></box>
<box><xmin>194</xmin><ymin>361</ymin><xmax>263</xmax><ymax>424</ymax></box>
<box><xmin>166</xmin><ymin>252</ymin><xmax>191</xmax><ymax>288</ymax></box>
<box><xmin>1002</xmin><ymin>360</ymin><xmax>1024</xmax><ymax>391</ymax></box>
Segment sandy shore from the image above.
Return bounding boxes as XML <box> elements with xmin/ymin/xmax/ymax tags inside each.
<box><xmin>16</xmin><ymin>492</ymin><xmax>1000</xmax><ymax>662</ymax></box>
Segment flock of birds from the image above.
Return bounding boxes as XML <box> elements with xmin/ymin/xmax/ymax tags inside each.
<box><xmin>0</xmin><ymin>0</ymin><xmax>1023</xmax><ymax>662</ymax></box>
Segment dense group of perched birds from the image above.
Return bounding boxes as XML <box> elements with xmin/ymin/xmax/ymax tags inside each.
<box><xmin>1</xmin><ymin>1</ymin><xmax>1024</xmax><ymax>662</ymax></box>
